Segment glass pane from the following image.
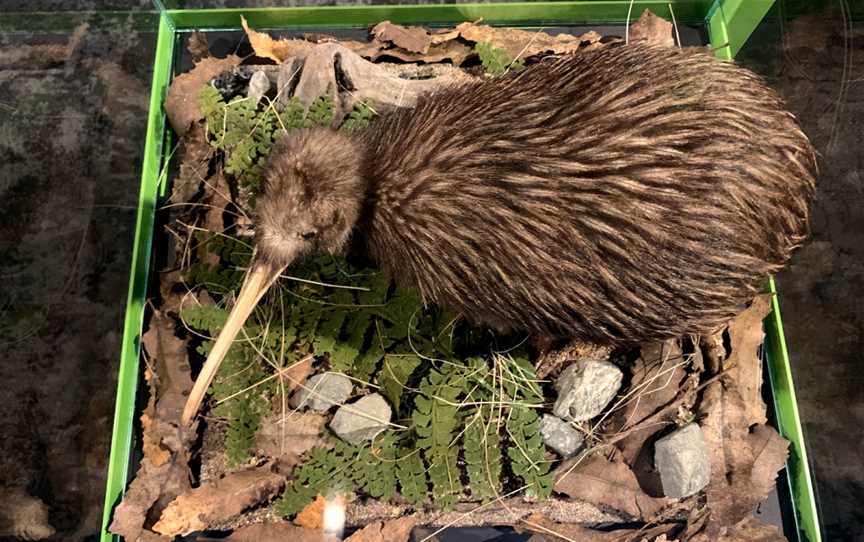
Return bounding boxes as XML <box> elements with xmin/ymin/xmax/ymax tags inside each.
<box><xmin>738</xmin><ymin>3</ymin><xmax>864</xmax><ymax>542</ymax></box>
<box><xmin>0</xmin><ymin>7</ymin><xmax>159</xmax><ymax>540</ymax></box>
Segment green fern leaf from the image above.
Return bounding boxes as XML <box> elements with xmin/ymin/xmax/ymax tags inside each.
<box><xmin>312</xmin><ymin>288</ymin><xmax>354</xmax><ymax>362</ymax></box>
<box><xmin>415</xmin><ymin>367</ymin><xmax>464</xmax><ymax>508</ymax></box>
<box><xmin>353</xmin><ymin>434</ymin><xmax>398</xmax><ymax>501</ymax></box>
<box><xmin>224</xmin><ymin>392</ymin><xmax>266</xmax><ymax>466</ymax></box>
<box><xmin>474</xmin><ymin>41</ymin><xmax>524</xmax><ymax>76</ymax></box>
<box><xmin>506</xmin><ymin>404</ymin><xmax>553</xmax><ymax>498</ymax></box>
<box><xmin>180</xmin><ymin>304</ymin><xmax>228</xmax><ymax>334</ymax></box>
<box><xmin>379</xmin><ymin>353</ymin><xmax>421</xmax><ymax>413</ymax></box>
<box><xmin>304</xmin><ymin>96</ymin><xmax>334</xmax><ymax>127</ymax></box>
<box><xmin>341</xmin><ymin>101</ymin><xmax>376</xmax><ymax>133</ymax></box>
<box><xmin>500</xmin><ymin>355</ymin><xmax>552</xmax><ymax>498</ymax></box>
<box><xmin>464</xmin><ymin>404</ymin><xmax>502</xmax><ymax>502</ymax></box>
<box><xmin>277</xmin><ymin>96</ymin><xmax>307</xmax><ymax>131</ymax></box>
<box><xmin>395</xmin><ymin>446</ymin><xmax>428</xmax><ymax>506</ymax></box>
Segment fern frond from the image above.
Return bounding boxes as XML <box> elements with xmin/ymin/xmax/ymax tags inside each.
<box><xmin>353</xmin><ymin>434</ymin><xmax>398</xmax><ymax>501</ymax></box>
<box><xmin>464</xmin><ymin>403</ymin><xmax>502</xmax><ymax>502</ymax></box>
<box><xmin>414</xmin><ymin>367</ymin><xmax>465</xmax><ymax>508</ymax></box>
<box><xmin>304</xmin><ymin>96</ymin><xmax>334</xmax><ymax>127</ymax></box>
<box><xmin>379</xmin><ymin>354</ymin><xmax>421</xmax><ymax>413</ymax></box>
<box><xmin>341</xmin><ymin>101</ymin><xmax>376</xmax><ymax>133</ymax></box>
<box><xmin>180</xmin><ymin>304</ymin><xmax>228</xmax><ymax>334</ymax></box>
<box><xmin>395</xmin><ymin>446</ymin><xmax>428</xmax><ymax>506</ymax></box>
<box><xmin>501</xmin><ymin>354</ymin><xmax>552</xmax><ymax>498</ymax></box>
<box><xmin>474</xmin><ymin>41</ymin><xmax>525</xmax><ymax>75</ymax></box>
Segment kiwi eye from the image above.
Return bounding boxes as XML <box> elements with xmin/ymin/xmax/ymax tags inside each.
<box><xmin>301</xmin><ymin>231</ymin><xmax>317</xmax><ymax>241</ymax></box>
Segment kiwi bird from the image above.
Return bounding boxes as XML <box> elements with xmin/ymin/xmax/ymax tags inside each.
<box><xmin>181</xmin><ymin>43</ymin><xmax>816</xmax><ymax>425</ymax></box>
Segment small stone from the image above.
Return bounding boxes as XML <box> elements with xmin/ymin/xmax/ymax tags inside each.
<box><xmin>654</xmin><ymin>423</ymin><xmax>711</xmax><ymax>499</ymax></box>
<box><xmin>329</xmin><ymin>393</ymin><xmax>392</xmax><ymax>444</ymax></box>
<box><xmin>553</xmin><ymin>359</ymin><xmax>623</xmax><ymax>421</ymax></box>
<box><xmin>211</xmin><ymin>66</ymin><xmax>254</xmax><ymax>101</ymax></box>
<box><xmin>539</xmin><ymin>415</ymin><xmax>584</xmax><ymax>458</ymax></box>
<box><xmin>247</xmin><ymin>70</ymin><xmax>271</xmax><ymax>104</ymax></box>
<box><xmin>290</xmin><ymin>372</ymin><xmax>353</xmax><ymax>412</ymax></box>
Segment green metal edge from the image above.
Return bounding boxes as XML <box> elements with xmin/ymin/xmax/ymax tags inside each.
<box><xmin>99</xmin><ymin>13</ymin><xmax>175</xmax><ymax>542</ymax></box>
<box><xmin>707</xmin><ymin>0</ymin><xmax>775</xmax><ymax>60</ymax></box>
<box><xmin>101</xmin><ymin>3</ymin><xmax>821</xmax><ymax>542</ymax></box>
<box><xmin>164</xmin><ymin>1</ymin><xmax>714</xmax><ymax>30</ymax></box>
<box><xmin>764</xmin><ymin>278</ymin><xmax>822</xmax><ymax>542</ymax></box>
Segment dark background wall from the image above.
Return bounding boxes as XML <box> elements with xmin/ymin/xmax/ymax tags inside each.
<box><xmin>0</xmin><ymin>1</ymin><xmax>860</xmax><ymax>540</ymax></box>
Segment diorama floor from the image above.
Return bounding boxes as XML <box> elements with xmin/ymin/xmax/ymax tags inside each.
<box><xmin>0</xmin><ymin>2</ymin><xmax>861</xmax><ymax>541</ymax></box>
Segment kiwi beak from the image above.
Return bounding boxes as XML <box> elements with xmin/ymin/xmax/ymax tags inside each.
<box><xmin>181</xmin><ymin>257</ymin><xmax>286</xmax><ymax>427</ymax></box>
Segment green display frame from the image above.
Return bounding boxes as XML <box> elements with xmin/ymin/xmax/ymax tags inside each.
<box><xmin>100</xmin><ymin>2</ymin><xmax>821</xmax><ymax>541</ymax></box>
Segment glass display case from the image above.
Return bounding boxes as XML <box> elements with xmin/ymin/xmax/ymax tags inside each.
<box><xmin>7</xmin><ymin>2</ymin><xmax>858</xmax><ymax>541</ymax></box>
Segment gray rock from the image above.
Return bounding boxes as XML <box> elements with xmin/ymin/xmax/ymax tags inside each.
<box><xmin>553</xmin><ymin>359</ymin><xmax>623</xmax><ymax>421</ymax></box>
<box><xmin>329</xmin><ymin>393</ymin><xmax>392</xmax><ymax>443</ymax></box>
<box><xmin>539</xmin><ymin>415</ymin><xmax>584</xmax><ymax>458</ymax></box>
<box><xmin>247</xmin><ymin>70</ymin><xmax>270</xmax><ymax>104</ymax></box>
<box><xmin>654</xmin><ymin>423</ymin><xmax>711</xmax><ymax>499</ymax></box>
<box><xmin>291</xmin><ymin>372</ymin><xmax>353</xmax><ymax>411</ymax></box>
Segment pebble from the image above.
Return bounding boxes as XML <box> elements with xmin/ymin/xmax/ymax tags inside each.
<box><xmin>290</xmin><ymin>372</ymin><xmax>353</xmax><ymax>412</ymax></box>
<box><xmin>552</xmin><ymin>359</ymin><xmax>623</xmax><ymax>421</ymax></box>
<box><xmin>654</xmin><ymin>423</ymin><xmax>711</xmax><ymax>498</ymax></box>
<box><xmin>329</xmin><ymin>393</ymin><xmax>392</xmax><ymax>444</ymax></box>
<box><xmin>246</xmin><ymin>70</ymin><xmax>271</xmax><ymax>104</ymax></box>
<box><xmin>211</xmin><ymin>66</ymin><xmax>254</xmax><ymax>101</ymax></box>
<box><xmin>539</xmin><ymin>414</ymin><xmax>584</xmax><ymax>458</ymax></box>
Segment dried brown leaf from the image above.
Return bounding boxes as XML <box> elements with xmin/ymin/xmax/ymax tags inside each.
<box><xmin>628</xmin><ymin>9</ymin><xmax>675</xmax><ymax>48</ymax></box>
<box><xmin>367</xmin><ymin>39</ymin><xmax>474</xmax><ymax>66</ymax></box>
<box><xmin>282</xmin><ymin>355</ymin><xmax>313</xmax><ymax>392</ymax></box>
<box><xmin>520</xmin><ymin>513</ymin><xmax>613</xmax><ymax>541</ymax></box>
<box><xmin>256</xmin><ymin>412</ymin><xmax>326</xmax><ymax>459</ymax></box>
<box><xmin>158</xmin><ymin>270</ymin><xmax>188</xmax><ymax>315</ymax></box>
<box><xmin>611</xmin><ymin>340</ymin><xmax>689</xmax><ymax>466</ymax></box>
<box><xmin>110</xmin><ymin>312</ymin><xmax>196</xmax><ymax>541</ymax></box>
<box><xmin>726</xmin><ymin>295</ymin><xmax>772</xmax><ymax>426</ymax></box>
<box><xmin>226</xmin><ymin>522</ymin><xmax>339</xmax><ymax>542</ymax></box>
<box><xmin>241</xmin><ymin>15</ymin><xmax>314</xmax><ymax>63</ymax></box>
<box><xmin>197</xmin><ymin>170</ymin><xmax>231</xmax><ymax>266</ymax></box>
<box><xmin>691</xmin><ymin>517</ymin><xmax>786</xmax><ymax>542</ymax></box>
<box><xmin>520</xmin><ymin>513</ymin><xmax>675</xmax><ymax>542</ymax></box>
<box><xmin>344</xmin><ymin>516</ymin><xmax>418</xmax><ymax>542</ymax></box>
<box><xmin>342</xmin><ymin>23</ymin><xmax>471</xmax><ymax>65</ymax></box>
<box><xmin>553</xmin><ymin>452</ymin><xmax>670</xmax><ymax>520</ymax></box>
<box><xmin>152</xmin><ymin>462</ymin><xmax>288</xmax><ymax>537</ymax></box>
<box><xmin>702</xmin><ymin>331</ymin><xmax>726</xmax><ymax>375</ymax></box>
<box><xmin>140</xmin><ymin>412</ymin><xmax>171</xmax><ymax>467</ymax></box>
<box><xmin>303</xmin><ymin>32</ymin><xmax>342</xmax><ymax>44</ymax></box>
<box><xmin>430</xmin><ymin>28</ymin><xmax>461</xmax><ymax>45</ymax></box>
<box><xmin>108</xmin><ymin>455</ymin><xmax>190</xmax><ymax>542</ymax></box>
<box><xmin>170</xmin><ymin>123</ymin><xmax>212</xmax><ymax>205</ymax></box>
<box><xmin>165</xmin><ymin>54</ymin><xmax>241</xmax><ymax>136</ymax></box>
<box><xmin>696</xmin><ymin>296</ymin><xmax>786</xmax><ymax>538</ymax></box>
<box><xmin>187</xmin><ymin>30</ymin><xmax>210</xmax><ymax>62</ymax></box>
<box><xmin>141</xmin><ymin>311</ymin><xmax>195</xmax><ymax>424</ymax></box>
<box><xmin>371</xmin><ymin>20</ymin><xmax>431</xmax><ymax>54</ymax></box>
<box><xmin>293</xmin><ymin>495</ymin><xmax>326</xmax><ymax>530</ymax></box>
<box><xmin>699</xmin><ymin>379</ymin><xmax>789</xmax><ymax>535</ymax></box>
<box><xmin>454</xmin><ymin>22</ymin><xmax>606</xmax><ymax>60</ymax></box>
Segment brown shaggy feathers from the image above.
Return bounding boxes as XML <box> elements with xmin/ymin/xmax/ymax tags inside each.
<box><xmin>258</xmin><ymin>43</ymin><xmax>816</xmax><ymax>345</ymax></box>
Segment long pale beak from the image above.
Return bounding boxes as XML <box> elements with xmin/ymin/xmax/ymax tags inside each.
<box><xmin>181</xmin><ymin>258</ymin><xmax>287</xmax><ymax>427</ymax></box>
